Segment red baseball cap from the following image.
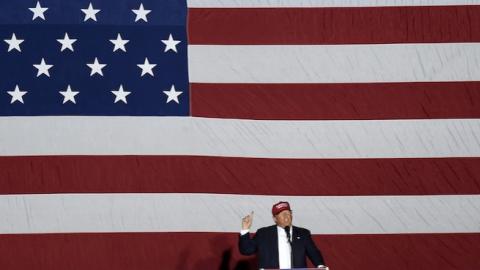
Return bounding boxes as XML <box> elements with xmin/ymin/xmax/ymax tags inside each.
<box><xmin>272</xmin><ymin>201</ymin><xmax>291</xmax><ymax>216</ymax></box>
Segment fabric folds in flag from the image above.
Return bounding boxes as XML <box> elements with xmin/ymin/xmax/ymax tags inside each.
<box><xmin>1</xmin><ymin>0</ymin><xmax>480</xmax><ymax>269</ymax></box>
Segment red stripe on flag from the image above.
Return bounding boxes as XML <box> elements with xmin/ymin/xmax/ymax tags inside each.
<box><xmin>191</xmin><ymin>82</ymin><xmax>480</xmax><ymax>120</ymax></box>
<box><xmin>0</xmin><ymin>232</ymin><xmax>478</xmax><ymax>270</ymax></box>
<box><xmin>188</xmin><ymin>6</ymin><xmax>480</xmax><ymax>45</ymax></box>
<box><xmin>1</xmin><ymin>156</ymin><xmax>480</xmax><ymax>195</ymax></box>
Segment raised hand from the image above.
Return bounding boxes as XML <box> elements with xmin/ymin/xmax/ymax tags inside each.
<box><xmin>241</xmin><ymin>211</ymin><xmax>254</xmax><ymax>230</ymax></box>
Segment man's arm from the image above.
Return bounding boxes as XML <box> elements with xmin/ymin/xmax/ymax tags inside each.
<box><xmin>238</xmin><ymin>231</ymin><xmax>257</xmax><ymax>255</ymax></box>
<box><xmin>238</xmin><ymin>212</ymin><xmax>257</xmax><ymax>255</ymax></box>
<box><xmin>304</xmin><ymin>229</ymin><xmax>326</xmax><ymax>267</ymax></box>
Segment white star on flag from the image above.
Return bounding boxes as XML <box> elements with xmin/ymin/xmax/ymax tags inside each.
<box><xmin>57</xmin><ymin>33</ymin><xmax>77</xmax><ymax>52</ymax></box>
<box><xmin>87</xmin><ymin>57</ymin><xmax>107</xmax><ymax>76</ymax></box>
<box><xmin>161</xmin><ymin>34</ymin><xmax>181</xmax><ymax>53</ymax></box>
<box><xmin>132</xmin><ymin>3</ymin><xmax>151</xmax><ymax>22</ymax></box>
<box><xmin>59</xmin><ymin>85</ymin><xmax>79</xmax><ymax>104</ymax></box>
<box><xmin>33</xmin><ymin>58</ymin><xmax>53</xmax><ymax>77</ymax></box>
<box><xmin>111</xmin><ymin>85</ymin><xmax>131</xmax><ymax>104</ymax></box>
<box><xmin>137</xmin><ymin>57</ymin><xmax>156</xmax><ymax>77</ymax></box>
<box><xmin>109</xmin><ymin>33</ymin><xmax>129</xmax><ymax>52</ymax></box>
<box><xmin>4</xmin><ymin>33</ymin><xmax>24</xmax><ymax>52</ymax></box>
<box><xmin>81</xmin><ymin>3</ymin><xmax>100</xmax><ymax>22</ymax></box>
<box><xmin>163</xmin><ymin>85</ymin><xmax>182</xmax><ymax>104</ymax></box>
<box><xmin>7</xmin><ymin>85</ymin><xmax>27</xmax><ymax>104</ymax></box>
<box><xmin>29</xmin><ymin>1</ymin><xmax>48</xmax><ymax>21</ymax></box>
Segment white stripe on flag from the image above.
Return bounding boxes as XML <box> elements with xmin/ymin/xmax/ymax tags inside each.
<box><xmin>187</xmin><ymin>0</ymin><xmax>480</xmax><ymax>8</ymax></box>
<box><xmin>1</xmin><ymin>193</ymin><xmax>479</xmax><ymax>234</ymax></box>
<box><xmin>188</xmin><ymin>43</ymin><xmax>480</xmax><ymax>83</ymax></box>
<box><xmin>1</xmin><ymin>117</ymin><xmax>480</xmax><ymax>158</ymax></box>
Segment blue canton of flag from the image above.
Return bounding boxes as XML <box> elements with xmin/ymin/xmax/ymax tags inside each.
<box><xmin>0</xmin><ymin>0</ymin><xmax>189</xmax><ymax>116</ymax></box>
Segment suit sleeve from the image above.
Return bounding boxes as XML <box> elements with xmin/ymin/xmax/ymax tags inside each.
<box><xmin>304</xmin><ymin>229</ymin><xmax>326</xmax><ymax>266</ymax></box>
<box><xmin>238</xmin><ymin>232</ymin><xmax>257</xmax><ymax>255</ymax></box>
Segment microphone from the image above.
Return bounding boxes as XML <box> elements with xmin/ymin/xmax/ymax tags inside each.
<box><xmin>284</xmin><ymin>226</ymin><xmax>292</xmax><ymax>244</ymax></box>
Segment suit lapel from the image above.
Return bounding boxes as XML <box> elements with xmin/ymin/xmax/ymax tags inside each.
<box><xmin>291</xmin><ymin>226</ymin><xmax>297</xmax><ymax>268</ymax></box>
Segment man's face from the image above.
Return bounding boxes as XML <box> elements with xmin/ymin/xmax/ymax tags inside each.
<box><xmin>273</xmin><ymin>210</ymin><xmax>292</xmax><ymax>228</ymax></box>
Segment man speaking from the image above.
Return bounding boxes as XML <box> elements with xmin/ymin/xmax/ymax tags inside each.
<box><xmin>238</xmin><ymin>201</ymin><xmax>328</xmax><ymax>269</ymax></box>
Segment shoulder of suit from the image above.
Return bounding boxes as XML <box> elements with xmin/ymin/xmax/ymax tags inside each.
<box><xmin>293</xmin><ymin>226</ymin><xmax>311</xmax><ymax>235</ymax></box>
<box><xmin>251</xmin><ymin>226</ymin><xmax>273</xmax><ymax>240</ymax></box>
<box><xmin>255</xmin><ymin>225</ymin><xmax>277</xmax><ymax>234</ymax></box>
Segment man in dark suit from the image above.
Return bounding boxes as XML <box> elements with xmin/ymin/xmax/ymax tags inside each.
<box><xmin>238</xmin><ymin>201</ymin><xmax>328</xmax><ymax>269</ymax></box>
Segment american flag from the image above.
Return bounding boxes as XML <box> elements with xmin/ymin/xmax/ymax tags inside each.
<box><xmin>1</xmin><ymin>0</ymin><xmax>480</xmax><ymax>269</ymax></box>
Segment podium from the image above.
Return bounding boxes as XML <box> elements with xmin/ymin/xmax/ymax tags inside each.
<box><xmin>264</xmin><ymin>268</ymin><xmax>328</xmax><ymax>270</ymax></box>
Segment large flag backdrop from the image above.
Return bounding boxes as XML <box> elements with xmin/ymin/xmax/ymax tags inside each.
<box><xmin>1</xmin><ymin>0</ymin><xmax>480</xmax><ymax>269</ymax></box>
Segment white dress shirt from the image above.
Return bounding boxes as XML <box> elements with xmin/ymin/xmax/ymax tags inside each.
<box><xmin>277</xmin><ymin>225</ymin><xmax>292</xmax><ymax>269</ymax></box>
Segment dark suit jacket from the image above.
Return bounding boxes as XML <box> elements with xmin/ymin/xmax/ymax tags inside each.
<box><xmin>238</xmin><ymin>225</ymin><xmax>325</xmax><ymax>269</ymax></box>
